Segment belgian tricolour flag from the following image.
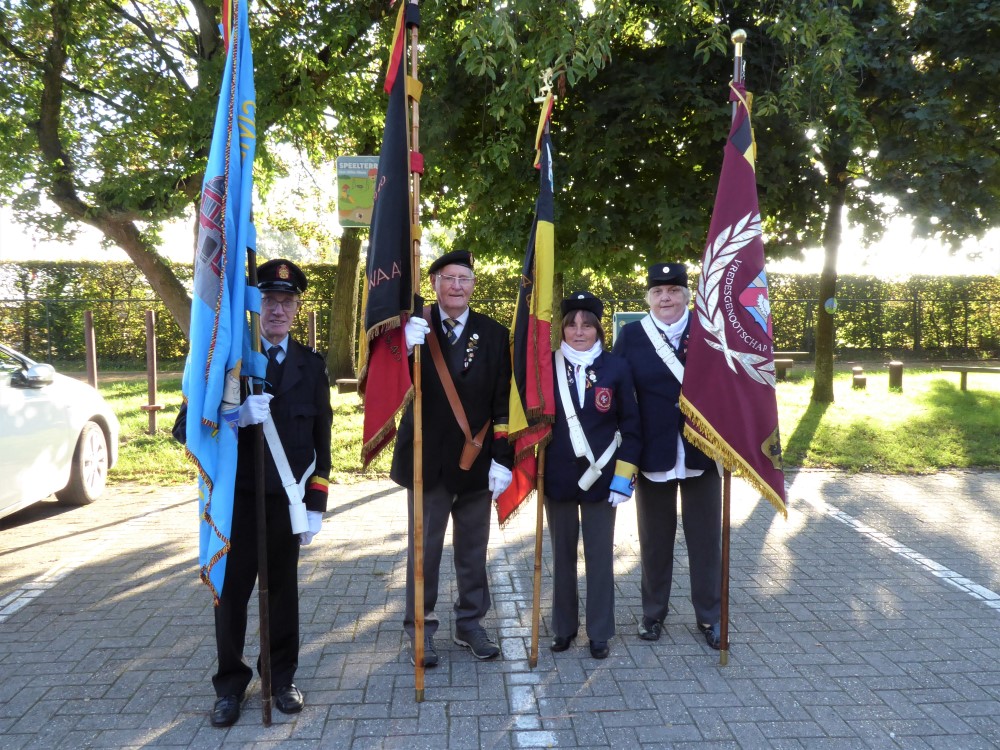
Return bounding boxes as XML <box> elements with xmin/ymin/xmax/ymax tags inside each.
<box><xmin>496</xmin><ymin>94</ymin><xmax>556</xmax><ymax>525</ymax></box>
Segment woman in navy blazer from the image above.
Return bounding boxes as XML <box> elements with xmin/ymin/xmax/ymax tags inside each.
<box><xmin>544</xmin><ymin>291</ymin><xmax>640</xmax><ymax>659</ymax></box>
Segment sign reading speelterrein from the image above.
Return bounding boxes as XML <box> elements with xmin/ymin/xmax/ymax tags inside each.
<box><xmin>336</xmin><ymin>156</ymin><xmax>379</xmax><ymax>228</ymax></box>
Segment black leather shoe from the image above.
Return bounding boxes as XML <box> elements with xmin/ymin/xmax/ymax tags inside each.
<box><xmin>410</xmin><ymin>636</ymin><xmax>439</xmax><ymax>667</ymax></box>
<box><xmin>210</xmin><ymin>695</ymin><xmax>241</xmax><ymax>727</ymax></box>
<box><xmin>698</xmin><ymin>622</ymin><xmax>721</xmax><ymax>650</ymax></box>
<box><xmin>638</xmin><ymin>617</ymin><xmax>662</xmax><ymax>641</ymax></box>
<box><xmin>274</xmin><ymin>684</ymin><xmax>304</xmax><ymax>714</ymax></box>
<box><xmin>550</xmin><ymin>631</ymin><xmax>577</xmax><ymax>652</ymax></box>
<box><xmin>589</xmin><ymin>639</ymin><xmax>610</xmax><ymax>659</ymax></box>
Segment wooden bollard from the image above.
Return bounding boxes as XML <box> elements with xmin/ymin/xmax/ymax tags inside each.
<box><xmin>888</xmin><ymin>360</ymin><xmax>904</xmax><ymax>392</ymax></box>
<box><xmin>139</xmin><ymin>310</ymin><xmax>164</xmax><ymax>434</ymax></box>
<box><xmin>852</xmin><ymin>366</ymin><xmax>866</xmax><ymax>390</ymax></box>
<box><xmin>84</xmin><ymin>310</ymin><xmax>98</xmax><ymax>388</ymax></box>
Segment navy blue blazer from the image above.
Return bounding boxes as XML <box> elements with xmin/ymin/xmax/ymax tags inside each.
<box><xmin>612</xmin><ymin>314</ymin><xmax>714</xmax><ymax>474</ymax></box>
<box><xmin>544</xmin><ymin>350</ymin><xmax>641</xmax><ymax>504</ymax></box>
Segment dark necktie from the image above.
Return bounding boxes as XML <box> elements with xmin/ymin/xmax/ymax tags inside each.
<box><xmin>266</xmin><ymin>345</ymin><xmax>283</xmax><ymax>392</ymax></box>
<box><xmin>443</xmin><ymin>318</ymin><xmax>459</xmax><ymax>345</ymax></box>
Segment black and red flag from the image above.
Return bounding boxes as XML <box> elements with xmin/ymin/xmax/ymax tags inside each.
<box><xmin>679</xmin><ymin>78</ymin><xmax>787</xmax><ymax>516</ymax></box>
<box><xmin>495</xmin><ymin>93</ymin><xmax>556</xmax><ymax>525</ymax></box>
<box><xmin>359</xmin><ymin>2</ymin><xmax>414</xmax><ymax>467</ymax></box>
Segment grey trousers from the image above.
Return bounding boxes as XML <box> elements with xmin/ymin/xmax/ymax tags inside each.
<box><xmin>404</xmin><ymin>482</ymin><xmax>492</xmax><ymax>639</ymax></box>
<box><xmin>545</xmin><ymin>497</ymin><xmax>617</xmax><ymax>642</ymax></box>
<box><xmin>635</xmin><ymin>471</ymin><xmax>722</xmax><ymax>625</ymax></box>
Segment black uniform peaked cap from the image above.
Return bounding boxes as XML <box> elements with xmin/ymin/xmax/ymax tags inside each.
<box><xmin>258</xmin><ymin>259</ymin><xmax>308</xmax><ymax>294</ymax></box>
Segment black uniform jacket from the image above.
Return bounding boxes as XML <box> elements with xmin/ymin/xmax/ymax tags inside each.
<box><xmin>612</xmin><ymin>315</ymin><xmax>714</xmax><ymax>474</ymax></box>
<box><xmin>173</xmin><ymin>337</ymin><xmax>333</xmax><ymax>512</ymax></box>
<box><xmin>390</xmin><ymin>305</ymin><xmax>513</xmax><ymax>495</ymax></box>
<box><xmin>544</xmin><ymin>350</ymin><xmax>641</xmax><ymax>504</ymax></box>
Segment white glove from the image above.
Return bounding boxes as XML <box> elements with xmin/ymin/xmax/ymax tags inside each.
<box><xmin>237</xmin><ymin>393</ymin><xmax>273</xmax><ymax>427</ymax></box>
<box><xmin>299</xmin><ymin>510</ymin><xmax>323</xmax><ymax>545</ymax></box>
<box><xmin>488</xmin><ymin>460</ymin><xmax>513</xmax><ymax>501</ymax></box>
<box><xmin>404</xmin><ymin>316</ymin><xmax>430</xmax><ymax>353</ymax></box>
<box><xmin>609</xmin><ymin>491</ymin><xmax>631</xmax><ymax>508</ymax></box>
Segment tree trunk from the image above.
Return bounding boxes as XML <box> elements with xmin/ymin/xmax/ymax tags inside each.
<box><xmin>810</xmin><ymin>157</ymin><xmax>849</xmax><ymax>404</ymax></box>
<box><xmin>96</xmin><ymin>219</ymin><xmax>192</xmax><ymax>337</ymax></box>
<box><xmin>326</xmin><ymin>228</ymin><xmax>363</xmax><ymax>379</ymax></box>
<box><xmin>35</xmin><ymin>0</ymin><xmax>193</xmax><ymax>338</ymax></box>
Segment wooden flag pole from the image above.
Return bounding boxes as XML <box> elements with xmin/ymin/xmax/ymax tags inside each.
<box><xmin>529</xmin><ymin>447</ymin><xmax>547</xmax><ymax>668</ymax></box>
<box><xmin>718</xmin><ymin>29</ymin><xmax>746</xmax><ymax>669</ymax></box>
<box><xmin>406</xmin><ymin>0</ymin><xmax>426</xmax><ymax>702</ymax></box>
<box><xmin>720</xmin><ymin>469</ymin><xmax>731</xmax><ymax>666</ymax></box>
<box><xmin>246</xmin><ymin>247</ymin><xmax>273</xmax><ymax>724</ymax></box>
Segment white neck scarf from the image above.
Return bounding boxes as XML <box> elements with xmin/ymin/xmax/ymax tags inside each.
<box><xmin>560</xmin><ymin>340</ymin><xmax>603</xmax><ymax>406</ymax></box>
<box><xmin>654</xmin><ymin>308</ymin><xmax>689</xmax><ymax>349</ymax></box>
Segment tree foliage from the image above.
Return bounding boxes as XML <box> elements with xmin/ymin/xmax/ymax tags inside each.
<box><xmin>1</xmin><ymin>0</ymin><xmax>998</xmax><ymax>396</ymax></box>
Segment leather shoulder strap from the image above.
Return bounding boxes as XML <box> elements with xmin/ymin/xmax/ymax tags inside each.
<box><xmin>422</xmin><ymin>306</ymin><xmax>488</xmax><ymax>445</ymax></box>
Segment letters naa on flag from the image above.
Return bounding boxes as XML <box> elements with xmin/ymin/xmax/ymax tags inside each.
<box><xmin>359</xmin><ymin>2</ymin><xmax>415</xmax><ymax>468</ymax></box>
<box><xmin>181</xmin><ymin>0</ymin><xmax>258</xmax><ymax>602</ymax></box>
<box><xmin>679</xmin><ymin>78</ymin><xmax>787</xmax><ymax>517</ymax></box>
<box><xmin>495</xmin><ymin>94</ymin><xmax>556</xmax><ymax>526</ymax></box>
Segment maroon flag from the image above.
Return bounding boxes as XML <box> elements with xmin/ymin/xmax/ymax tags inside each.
<box><xmin>359</xmin><ymin>3</ymin><xmax>413</xmax><ymax>468</ymax></box>
<box><xmin>679</xmin><ymin>80</ymin><xmax>787</xmax><ymax>516</ymax></box>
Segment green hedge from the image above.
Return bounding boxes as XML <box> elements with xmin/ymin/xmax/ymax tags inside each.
<box><xmin>2</xmin><ymin>260</ymin><xmax>999</xmax><ymax>365</ymax></box>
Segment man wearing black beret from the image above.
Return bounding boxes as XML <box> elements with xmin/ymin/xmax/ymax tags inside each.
<box><xmin>173</xmin><ymin>258</ymin><xmax>333</xmax><ymax>726</ymax></box>
<box><xmin>612</xmin><ymin>262</ymin><xmax>723</xmax><ymax>650</ymax></box>
<box><xmin>391</xmin><ymin>248</ymin><xmax>514</xmax><ymax>666</ymax></box>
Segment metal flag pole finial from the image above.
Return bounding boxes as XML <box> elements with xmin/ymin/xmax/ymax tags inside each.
<box><xmin>730</xmin><ymin>29</ymin><xmax>747</xmax><ymax>124</ymax></box>
<box><xmin>533</xmin><ymin>67</ymin><xmax>556</xmax><ymax>103</ymax></box>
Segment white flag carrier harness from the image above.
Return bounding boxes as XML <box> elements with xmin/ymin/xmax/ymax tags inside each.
<box><xmin>641</xmin><ymin>314</ymin><xmax>686</xmax><ymax>383</ymax></box>
<box><xmin>262</xmin><ymin>416</ymin><xmax>315</xmax><ymax>534</ymax></box>
<box><xmin>554</xmin><ymin>350</ymin><xmax>621</xmax><ymax>491</ymax></box>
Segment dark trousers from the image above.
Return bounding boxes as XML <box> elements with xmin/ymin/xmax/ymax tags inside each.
<box><xmin>635</xmin><ymin>471</ymin><xmax>722</xmax><ymax>625</ymax></box>
<box><xmin>212</xmin><ymin>489</ymin><xmax>300</xmax><ymax>697</ymax></box>
<box><xmin>404</xmin><ymin>482</ymin><xmax>492</xmax><ymax>639</ymax></box>
<box><xmin>545</xmin><ymin>497</ymin><xmax>617</xmax><ymax>642</ymax></box>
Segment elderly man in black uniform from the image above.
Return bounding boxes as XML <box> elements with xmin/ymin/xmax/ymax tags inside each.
<box><xmin>174</xmin><ymin>259</ymin><xmax>333</xmax><ymax>726</ymax></box>
<box><xmin>392</xmin><ymin>248</ymin><xmax>514</xmax><ymax>667</ymax></box>
<box><xmin>612</xmin><ymin>262</ymin><xmax>723</xmax><ymax>649</ymax></box>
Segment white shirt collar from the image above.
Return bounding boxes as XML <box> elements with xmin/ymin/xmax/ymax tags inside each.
<box><xmin>437</xmin><ymin>305</ymin><xmax>470</xmax><ymax>328</ymax></box>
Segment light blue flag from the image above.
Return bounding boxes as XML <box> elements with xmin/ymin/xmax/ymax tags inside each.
<box><xmin>182</xmin><ymin>0</ymin><xmax>258</xmax><ymax>603</ymax></box>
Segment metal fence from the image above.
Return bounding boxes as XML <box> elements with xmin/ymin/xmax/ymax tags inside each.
<box><xmin>2</xmin><ymin>294</ymin><xmax>999</xmax><ymax>366</ymax></box>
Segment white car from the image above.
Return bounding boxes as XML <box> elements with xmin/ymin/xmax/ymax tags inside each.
<box><xmin>0</xmin><ymin>343</ymin><xmax>119</xmax><ymax>520</ymax></box>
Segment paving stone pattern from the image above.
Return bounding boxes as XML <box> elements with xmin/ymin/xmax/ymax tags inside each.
<box><xmin>2</xmin><ymin>470</ymin><xmax>1000</xmax><ymax>748</ymax></box>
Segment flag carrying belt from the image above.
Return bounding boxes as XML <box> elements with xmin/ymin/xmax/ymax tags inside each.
<box><xmin>554</xmin><ymin>350</ymin><xmax>621</xmax><ymax>491</ymax></box>
<box><xmin>261</xmin><ymin>416</ymin><xmax>315</xmax><ymax>533</ymax></box>
<box><xmin>641</xmin><ymin>315</ymin><xmax>685</xmax><ymax>382</ymax></box>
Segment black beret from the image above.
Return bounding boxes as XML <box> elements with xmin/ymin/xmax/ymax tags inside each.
<box><xmin>647</xmin><ymin>262</ymin><xmax>688</xmax><ymax>289</ymax></box>
<box><xmin>428</xmin><ymin>249</ymin><xmax>474</xmax><ymax>275</ymax></box>
<box><xmin>258</xmin><ymin>259</ymin><xmax>307</xmax><ymax>294</ymax></box>
<box><xmin>561</xmin><ymin>290</ymin><xmax>604</xmax><ymax>320</ymax></box>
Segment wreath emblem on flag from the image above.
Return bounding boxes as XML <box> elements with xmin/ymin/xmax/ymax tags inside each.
<box><xmin>694</xmin><ymin>211</ymin><xmax>776</xmax><ymax>387</ymax></box>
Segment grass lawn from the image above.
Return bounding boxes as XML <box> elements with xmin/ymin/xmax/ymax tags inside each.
<box><xmin>102</xmin><ymin>366</ymin><xmax>1000</xmax><ymax>487</ymax></box>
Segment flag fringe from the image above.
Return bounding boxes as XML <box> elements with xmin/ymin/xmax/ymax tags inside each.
<box><xmin>680</xmin><ymin>395</ymin><xmax>787</xmax><ymax>518</ymax></box>
<box><xmin>496</xmin><ymin>488</ymin><xmax>536</xmax><ymax>528</ymax></box>
<box><xmin>365</xmin><ymin>314</ymin><xmax>402</xmax><ymax>343</ymax></box>
<box><xmin>508</xmin><ymin>418</ymin><xmax>554</xmax><ymax>453</ymax></box>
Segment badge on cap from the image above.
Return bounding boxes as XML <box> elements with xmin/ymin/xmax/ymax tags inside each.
<box><xmin>278</xmin><ymin>264</ymin><xmax>291</xmax><ymax>280</ymax></box>
<box><xmin>577</xmin><ymin>294</ymin><xmax>585</xmax><ymax>299</ymax></box>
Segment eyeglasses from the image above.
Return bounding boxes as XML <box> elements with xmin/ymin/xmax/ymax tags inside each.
<box><xmin>261</xmin><ymin>297</ymin><xmax>299</xmax><ymax>312</ymax></box>
<box><xmin>436</xmin><ymin>273</ymin><xmax>475</xmax><ymax>287</ymax></box>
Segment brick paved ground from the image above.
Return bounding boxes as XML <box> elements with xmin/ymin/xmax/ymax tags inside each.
<box><xmin>2</xmin><ymin>470</ymin><xmax>1000</xmax><ymax>748</ymax></box>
